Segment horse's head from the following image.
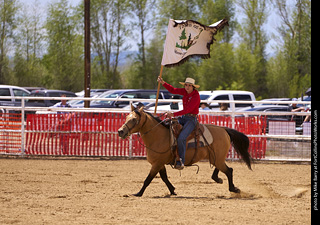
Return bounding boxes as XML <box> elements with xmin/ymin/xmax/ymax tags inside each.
<box><xmin>118</xmin><ymin>104</ymin><xmax>146</xmax><ymax>139</ymax></box>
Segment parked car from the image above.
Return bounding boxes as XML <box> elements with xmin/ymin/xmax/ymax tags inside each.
<box><xmin>22</xmin><ymin>87</ymin><xmax>47</xmax><ymax>92</ymax></box>
<box><xmin>237</xmin><ymin>104</ymin><xmax>307</xmax><ymax>129</ymax></box>
<box><xmin>0</xmin><ymin>85</ymin><xmax>30</xmax><ymax>107</ymax></box>
<box><xmin>236</xmin><ymin>105</ymin><xmax>291</xmax><ymax>133</ymax></box>
<box><xmin>26</xmin><ymin>90</ymin><xmax>77</xmax><ymax>108</ymax></box>
<box><xmin>237</xmin><ymin>105</ymin><xmax>291</xmax><ymax>118</ymax></box>
<box><xmin>148</xmin><ymin>102</ymin><xmax>183</xmax><ymax>112</ymax></box>
<box><xmin>88</xmin><ymin>89</ymin><xmax>178</xmax><ymax>108</ymax></box>
<box><xmin>199</xmin><ymin>90</ymin><xmax>256</xmax><ymax>110</ymax></box>
<box><xmin>258</xmin><ymin>98</ymin><xmax>292</xmax><ymax>106</ymax></box>
<box><xmin>143</xmin><ymin>94</ymin><xmax>183</xmax><ymax>110</ymax></box>
<box><xmin>68</xmin><ymin>89</ymin><xmax>110</xmax><ymax>107</ymax></box>
<box><xmin>75</xmin><ymin>89</ymin><xmax>109</xmax><ymax>97</ymax></box>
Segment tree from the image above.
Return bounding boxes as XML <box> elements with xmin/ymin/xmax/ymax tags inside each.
<box><xmin>11</xmin><ymin>0</ymin><xmax>46</xmax><ymax>87</ymax></box>
<box><xmin>236</xmin><ymin>0</ymin><xmax>269</xmax><ymax>97</ymax></box>
<box><xmin>200</xmin><ymin>0</ymin><xmax>236</xmax><ymax>43</ymax></box>
<box><xmin>43</xmin><ymin>0</ymin><xmax>83</xmax><ymax>91</ymax></box>
<box><xmin>267</xmin><ymin>0</ymin><xmax>311</xmax><ymax>97</ymax></box>
<box><xmin>0</xmin><ymin>0</ymin><xmax>18</xmax><ymax>84</ymax></box>
<box><xmin>157</xmin><ymin>0</ymin><xmax>201</xmax><ymax>30</ymax></box>
<box><xmin>129</xmin><ymin>0</ymin><xmax>156</xmax><ymax>69</ymax></box>
<box><xmin>236</xmin><ymin>0</ymin><xmax>268</xmax><ymax>55</ymax></box>
<box><xmin>197</xmin><ymin>41</ymin><xmax>236</xmax><ymax>91</ymax></box>
<box><xmin>123</xmin><ymin>30</ymin><xmax>164</xmax><ymax>89</ymax></box>
<box><xmin>90</xmin><ymin>0</ymin><xmax>130</xmax><ymax>89</ymax></box>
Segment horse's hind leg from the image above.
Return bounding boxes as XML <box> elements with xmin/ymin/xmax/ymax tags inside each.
<box><xmin>217</xmin><ymin>163</ymin><xmax>240</xmax><ymax>193</ymax></box>
<box><xmin>225</xmin><ymin>165</ymin><xmax>240</xmax><ymax>193</ymax></box>
<box><xmin>211</xmin><ymin>168</ymin><xmax>223</xmax><ymax>184</ymax></box>
<box><xmin>159</xmin><ymin>166</ymin><xmax>176</xmax><ymax>195</ymax></box>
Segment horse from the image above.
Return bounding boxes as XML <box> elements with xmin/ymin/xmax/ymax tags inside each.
<box><xmin>118</xmin><ymin>105</ymin><xmax>252</xmax><ymax>197</ymax></box>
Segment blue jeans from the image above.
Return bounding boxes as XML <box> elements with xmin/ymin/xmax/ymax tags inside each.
<box><xmin>177</xmin><ymin>115</ymin><xmax>197</xmax><ymax>164</ymax></box>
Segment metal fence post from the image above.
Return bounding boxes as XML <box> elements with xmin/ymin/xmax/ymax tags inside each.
<box><xmin>231</xmin><ymin>106</ymin><xmax>236</xmax><ymax>159</ymax></box>
<box><xmin>20</xmin><ymin>98</ymin><xmax>25</xmax><ymax>155</ymax></box>
<box><xmin>129</xmin><ymin>135</ymin><xmax>133</xmax><ymax>158</ymax></box>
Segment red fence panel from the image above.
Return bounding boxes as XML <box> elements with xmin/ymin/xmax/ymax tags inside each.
<box><xmin>198</xmin><ymin>115</ymin><xmax>267</xmax><ymax>159</ymax></box>
<box><xmin>0</xmin><ymin>113</ymin><xmax>22</xmax><ymax>154</ymax></box>
<box><xmin>25</xmin><ymin>112</ymin><xmax>137</xmax><ymax>157</ymax></box>
<box><xmin>25</xmin><ymin>112</ymin><xmax>266</xmax><ymax>159</ymax></box>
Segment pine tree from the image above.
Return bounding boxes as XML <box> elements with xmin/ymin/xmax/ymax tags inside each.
<box><xmin>179</xmin><ymin>28</ymin><xmax>187</xmax><ymax>40</ymax></box>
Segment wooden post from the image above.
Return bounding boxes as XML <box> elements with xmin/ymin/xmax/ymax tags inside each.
<box><xmin>84</xmin><ymin>0</ymin><xmax>91</xmax><ymax>108</ymax></box>
<box><xmin>154</xmin><ymin>65</ymin><xmax>164</xmax><ymax>115</ymax></box>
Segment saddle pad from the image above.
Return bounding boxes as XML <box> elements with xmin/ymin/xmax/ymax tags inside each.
<box><xmin>170</xmin><ymin>124</ymin><xmax>213</xmax><ymax>148</ymax></box>
<box><xmin>187</xmin><ymin>124</ymin><xmax>213</xmax><ymax>146</ymax></box>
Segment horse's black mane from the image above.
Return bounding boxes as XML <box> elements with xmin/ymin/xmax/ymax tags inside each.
<box><xmin>134</xmin><ymin>109</ymin><xmax>170</xmax><ymax>129</ymax></box>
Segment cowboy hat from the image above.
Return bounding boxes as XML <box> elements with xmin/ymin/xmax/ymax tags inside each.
<box><xmin>179</xmin><ymin>77</ymin><xmax>200</xmax><ymax>89</ymax></box>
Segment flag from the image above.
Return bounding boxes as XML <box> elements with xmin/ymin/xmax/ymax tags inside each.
<box><xmin>161</xmin><ymin>19</ymin><xmax>228</xmax><ymax>67</ymax></box>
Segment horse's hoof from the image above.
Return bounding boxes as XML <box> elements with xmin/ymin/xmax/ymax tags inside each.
<box><xmin>171</xmin><ymin>192</ymin><xmax>177</xmax><ymax>196</ymax></box>
<box><xmin>230</xmin><ymin>187</ymin><xmax>240</xmax><ymax>193</ymax></box>
<box><xmin>132</xmin><ymin>192</ymin><xmax>143</xmax><ymax>197</ymax></box>
<box><xmin>213</xmin><ymin>177</ymin><xmax>223</xmax><ymax>184</ymax></box>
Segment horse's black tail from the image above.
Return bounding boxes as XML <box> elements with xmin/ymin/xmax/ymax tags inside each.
<box><xmin>224</xmin><ymin>127</ymin><xmax>252</xmax><ymax>170</ymax></box>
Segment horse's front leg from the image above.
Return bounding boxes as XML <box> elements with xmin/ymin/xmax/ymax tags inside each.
<box><xmin>133</xmin><ymin>164</ymin><xmax>161</xmax><ymax>197</ymax></box>
<box><xmin>159</xmin><ymin>166</ymin><xmax>176</xmax><ymax>195</ymax></box>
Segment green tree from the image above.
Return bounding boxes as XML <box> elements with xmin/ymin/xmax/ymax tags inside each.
<box><xmin>157</xmin><ymin>0</ymin><xmax>201</xmax><ymax>30</ymax></box>
<box><xmin>266</xmin><ymin>53</ymin><xmax>288</xmax><ymax>97</ymax></box>
<box><xmin>129</xmin><ymin>0</ymin><xmax>156</xmax><ymax>69</ymax></box>
<box><xmin>197</xmin><ymin>41</ymin><xmax>236</xmax><ymax>91</ymax></box>
<box><xmin>200</xmin><ymin>0</ymin><xmax>236</xmax><ymax>43</ymax></box>
<box><xmin>90</xmin><ymin>0</ymin><xmax>130</xmax><ymax>89</ymax></box>
<box><xmin>0</xmin><ymin>0</ymin><xmax>18</xmax><ymax>84</ymax></box>
<box><xmin>11</xmin><ymin>0</ymin><xmax>47</xmax><ymax>87</ymax></box>
<box><xmin>123</xmin><ymin>30</ymin><xmax>164</xmax><ymax>89</ymax></box>
<box><xmin>236</xmin><ymin>0</ymin><xmax>268</xmax><ymax>97</ymax></box>
<box><xmin>124</xmin><ymin>0</ymin><xmax>157</xmax><ymax>89</ymax></box>
<box><xmin>179</xmin><ymin>28</ymin><xmax>187</xmax><ymax>40</ymax></box>
<box><xmin>43</xmin><ymin>0</ymin><xmax>83</xmax><ymax>91</ymax></box>
<box><xmin>233</xmin><ymin>43</ymin><xmax>259</xmax><ymax>92</ymax></box>
<box><xmin>267</xmin><ymin>0</ymin><xmax>311</xmax><ymax>97</ymax></box>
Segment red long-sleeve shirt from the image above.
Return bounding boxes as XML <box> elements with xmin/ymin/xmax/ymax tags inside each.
<box><xmin>163</xmin><ymin>82</ymin><xmax>200</xmax><ymax>117</ymax></box>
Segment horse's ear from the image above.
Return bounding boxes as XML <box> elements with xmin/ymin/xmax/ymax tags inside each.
<box><xmin>130</xmin><ymin>103</ymin><xmax>135</xmax><ymax>111</ymax></box>
<box><xmin>138</xmin><ymin>106</ymin><xmax>144</xmax><ymax>112</ymax></box>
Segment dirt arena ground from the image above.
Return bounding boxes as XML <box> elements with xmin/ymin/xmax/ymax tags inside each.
<box><xmin>0</xmin><ymin>158</ymin><xmax>311</xmax><ymax>224</ymax></box>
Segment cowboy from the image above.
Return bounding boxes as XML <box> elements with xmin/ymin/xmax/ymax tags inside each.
<box><xmin>157</xmin><ymin>76</ymin><xmax>201</xmax><ymax>170</ymax></box>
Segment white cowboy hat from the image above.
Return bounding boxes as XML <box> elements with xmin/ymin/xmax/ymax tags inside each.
<box><xmin>179</xmin><ymin>77</ymin><xmax>200</xmax><ymax>89</ymax></box>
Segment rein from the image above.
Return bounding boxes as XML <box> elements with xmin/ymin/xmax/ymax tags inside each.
<box><xmin>135</xmin><ymin>112</ymin><xmax>171</xmax><ymax>154</ymax></box>
<box><xmin>139</xmin><ymin>115</ymin><xmax>167</xmax><ymax>137</ymax></box>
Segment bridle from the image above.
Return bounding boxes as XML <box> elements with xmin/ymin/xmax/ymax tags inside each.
<box><xmin>129</xmin><ymin>110</ymin><xmax>171</xmax><ymax>154</ymax></box>
<box><xmin>123</xmin><ymin>110</ymin><xmax>148</xmax><ymax>136</ymax></box>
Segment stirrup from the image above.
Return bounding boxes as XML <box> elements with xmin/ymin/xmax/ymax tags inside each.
<box><xmin>174</xmin><ymin>158</ymin><xmax>184</xmax><ymax>170</ymax></box>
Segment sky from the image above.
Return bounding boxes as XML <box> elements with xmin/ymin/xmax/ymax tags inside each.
<box><xmin>19</xmin><ymin>0</ymin><xmax>288</xmax><ymax>57</ymax></box>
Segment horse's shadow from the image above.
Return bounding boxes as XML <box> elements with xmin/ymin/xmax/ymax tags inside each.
<box><xmin>152</xmin><ymin>195</ymin><xmax>215</xmax><ymax>201</ymax></box>
<box><xmin>151</xmin><ymin>192</ymin><xmax>261</xmax><ymax>201</ymax></box>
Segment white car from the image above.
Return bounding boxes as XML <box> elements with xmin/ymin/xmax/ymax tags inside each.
<box><xmin>148</xmin><ymin>102</ymin><xmax>183</xmax><ymax>112</ymax></box>
<box><xmin>0</xmin><ymin>85</ymin><xmax>30</xmax><ymax>107</ymax></box>
<box><xmin>199</xmin><ymin>90</ymin><xmax>256</xmax><ymax>111</ymax></box>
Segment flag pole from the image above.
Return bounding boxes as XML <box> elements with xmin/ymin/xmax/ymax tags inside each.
<box><xmin>154</xmin><ymin>65</ymin><xmax>164</xmax><ymax>115</ymax></box>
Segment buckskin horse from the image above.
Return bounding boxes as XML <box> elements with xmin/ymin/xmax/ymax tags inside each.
<box><xmin>118</xmin><ymin>105</ymin><xmax>252</xmax><ymax>197</ymax></box>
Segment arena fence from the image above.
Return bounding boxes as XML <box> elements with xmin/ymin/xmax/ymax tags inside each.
<box><xmin>0</xmin><ymin>97</ymin><xmax>311</xmax><ymax>162</ymax></box>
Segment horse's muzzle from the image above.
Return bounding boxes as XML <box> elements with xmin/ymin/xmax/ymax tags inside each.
<box><xmin>118</xmin><ymin>127</ymin><xmax>128</xmax><ymax>139</ymax></box>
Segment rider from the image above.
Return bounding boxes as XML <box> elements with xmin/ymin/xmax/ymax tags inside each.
<box><xmin>157</xmin><ymin>76</ymin><xmax>200</xmax><ymax>170</ymax></box>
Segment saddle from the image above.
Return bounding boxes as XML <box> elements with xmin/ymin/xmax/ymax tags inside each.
<box><xmin>170</xmin><ymin>118</ymin><xmax>213</xmax><ymax>166</ymax></box>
